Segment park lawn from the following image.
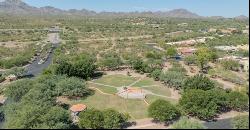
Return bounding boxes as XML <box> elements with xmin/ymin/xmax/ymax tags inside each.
<box><xmin>93</xmin><ymin>74</ymin><xmax>139</xmax><ymax>87</ymax></box>
<box><xmin>143</xmin><ymin>85</ymin><xmax>171</xmax><ymax>97</ymax></box>
<box><xmin>133</xmin><ymin>77</ymin><xmax>156</xmax><ymax>87</ymax></box>
<box><xmin>145</xmin><ymin>95</ymin><xmax>178</xmax><ymax>105</ymax></box>
<box><xmin>88</xmin><ymin>83</ymin><xmax>118</xmax><ymax>94</ymax></box>
<box><xmin>69</xmin><ymin>91</ymin><xmax>148</xmax><ymax>119</ymax></box>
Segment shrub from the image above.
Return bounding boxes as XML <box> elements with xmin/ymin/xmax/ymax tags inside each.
<box><xmin>172</xmin><ymin>117</ymin><xmax>205</xmax><ymax>129</ymax></box>
<box><xmin>148</xmin><ymin>99</ymin><xmax>180</xmax><ymax>122</ymax></box>
<box><xmin>232</xmin><ymin>115</ymin><xmax>249</xmax><ymax>129</ymax></box>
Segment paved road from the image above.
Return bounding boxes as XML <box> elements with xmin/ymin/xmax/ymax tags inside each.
<box><xmin>25</xmin><ymin>33</ymin><xmax>60</xmax><ymax>77</ymax></box>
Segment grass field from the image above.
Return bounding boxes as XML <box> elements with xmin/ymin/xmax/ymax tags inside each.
<box><xmin>94</xmin><ymin>74</ymin><xmax>139</xmax><ymax>87</ymax></box>
<box><xmin>68</xmin><ymin>74</ymin><xmax>178</xmax><ymax>119</ymax></box>
<box><xmin>69</xmin><ymin>92</ymin><xmax>149</xmax><ymax>119</ymax></box>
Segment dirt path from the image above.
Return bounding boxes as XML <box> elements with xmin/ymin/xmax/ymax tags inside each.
<box><xmin>88</xmin><ymin>81</ymin><xmax>117</xmax><ymax>88</ymax></box>
<box><xmin>89</xmin><ymin>87</ymin><xmax>114</xmax><ymax>96</ymax></box>
<box><xmin>162</xmin><ymin>62</ymin><xmax>172</xmax><ymax>72</ymax></box>
<box><xmin>210</xmin><ymin>77</ymin><xmax>237</xmax><ymax>89</ymax></box>
<box><xmin>127</xmin><ymin>118</ymin><xmax>168</xmax><ymax>129</ymax></box>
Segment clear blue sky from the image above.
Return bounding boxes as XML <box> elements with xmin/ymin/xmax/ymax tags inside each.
<box><xmin>22</xmin><ymin>0</ymin><xmax>249</xmax><ymax>17</ymax></box>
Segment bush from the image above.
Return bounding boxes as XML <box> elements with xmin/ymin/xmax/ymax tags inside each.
<box><xmin>227</xmin><ymin>91</ymin><xmax>249</xmax><ymax>111</ymax></box>
<box><xmin>172</xmin><ymin>117</ymin><xmax>205</xmax><ymax>129</ymax></box>
<box><xmin>184</xmin><ymin>55</ymin><xmax>196</xmax><ymax>65</ymax></box>
<box><xmin>148</xmin><ymin>99</ymin><xmax>180</xmax><ymax>122</ymax></box>
<box><xmin>103</xmin><ymin>109</ymin><xmax>129</xmax><ymax>129</ymax></box>
<box><xmin>78</xmin><ymin>109</ymin><xmax>104</xmax><ymax>129</ymax></box>
<box><xmin>220</xmin><ymin>59</ymin><xmax>240</xmax><ymax>71</ymax></box>
<box><xmin>183</xmin><ymin>74</ymin><xmax>215</xmax><ymax>91</ymax></box>
<box><xmin>232</xmin><ymin>115</ymin><xmax>249</xmax><ymax>129</ymax></box>
<box><xmin>150</xmin><ymin>69</ymin><xmax>162</xmax><ymax>81</ymax></box>
<box><xmin>160</xmin><ymin>71</ymin><xmax>186</xmax><ymax>90</ymax></box>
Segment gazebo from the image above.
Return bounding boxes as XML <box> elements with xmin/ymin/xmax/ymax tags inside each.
<box><xmin>70</xmin><ymin>104</ymin><xmax>87</xmax><ymax>123</ymax></box>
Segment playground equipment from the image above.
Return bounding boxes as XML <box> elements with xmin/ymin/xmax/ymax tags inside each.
<box><xmin>117</xmin><ymin>86</ymin><xmax>148</xmax><ymax>99</ymax></box>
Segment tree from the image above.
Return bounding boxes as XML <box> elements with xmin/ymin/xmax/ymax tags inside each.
<box><xmin>78</xmin><ymin>109</ymin><xmax>104</xmax><ymax>129</ymax></box>
<box><xmin>172</xmin><ymin>117</ymin><xmax>205</xmax><ymax>129</ymax></box>
<box><xmin>148</xmin><ymin>99</ymin><xmax>180</xmax><ymax>122</ymax></box>
<box><xmin>232</xmin><ymin>115</ymin><xmax>249</xmax><ymax>129</ymax></box>
<box><xmin>166</xmin><ymin>47</ymin><xmax>177</xmax><ymax>58</ymax></box>
<box><xmin>103</xmin><ymin>109</ymin><xmax>129</xmax><ymax>129</ymax></box>
<box><xmin>55</xmin><ymin>54</ymin><xmax>96</xmax><ymax>79</ymax></box>
<box><xmin>179</xmin><ymin>89</ymin><xmax>218</xmax><ymax>120</ymax></box>
<box><xmin>183</xmin><ymin>74</ymin><xmax>215</xmax><ymax>91</ymax></box>
<box><xmin>55</xmin><ymin>77</ymin><xmax>91</xmax><ymax>97</ymax></box>
<box><xmin>195</xmin><ymin>47</ymin><xmax>211</xmax><ymax>71</ymax></box>
<box><xmin>227</xmin><ymin>91</ymin><xmax>249</xmax><ymax>111</ymax></box>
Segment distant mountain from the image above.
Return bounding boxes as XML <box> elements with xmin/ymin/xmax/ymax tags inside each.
<box><xmin>0</xmin><ymin>0</ymin><xmax>242</xmax><ymax>19</ymax></box>
<box><xmin>234</xmin><ymin>15</ymin><xmax>249</xmax><ymax>20</ymax></box>
<box><xmin>160</xmin><ymin>9</ymin><xmax>202</xmax><ymax>18</ymax></box>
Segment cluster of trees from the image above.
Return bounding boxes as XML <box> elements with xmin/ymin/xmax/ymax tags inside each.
<box><xmin>159</xmin><ymin>61</ymin><xmax>187</xmax><ymax>90</ymax></box>
<box><xmin>78</xmin><ymin>108</ymin><xmax>129</xmax><ymax>129</ymax></box>
<box><xmin>55</xmin><ymin>53</ymin><xmax>97</xmax><ymax>79</ymax></box>
<box><xmin>148</xmin><ymin>74</ymin><xmax>248</xmax><ymax>124</ymax></box>
<box><xmin>183</xmin><ymin>47</ymin><xmax>218</xmax><ymax>72</ymax></box>
<box><xmin>179</xmin><ymin>75</ymin><xmax>248</xmax><ymax>120</ymax></box>
<box><xmin>3</xmin><ymin>74</ymin><xmax>93</xmax><ymax>129</ymax></box>
<box><xmin>99</xmin><ymin>52</ymin><xmax>123</xmax><ymax>70</ymax></box>
<box><xmin>129</xmin><ymin>56</ymin><xmax>163</xmax><ymax>74</ymax></box>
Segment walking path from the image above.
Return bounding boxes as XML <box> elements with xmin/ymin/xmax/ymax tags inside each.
<box><xmin>88</xmin><ymin>81</ymin><xmax>117</xmax><ymax>88</ymax></box>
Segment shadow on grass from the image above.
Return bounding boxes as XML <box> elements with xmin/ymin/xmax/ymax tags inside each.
<box><xmin>121</xmin><ymin>121</ymin><xmax>137</xmax><ymax>129</ymax></box>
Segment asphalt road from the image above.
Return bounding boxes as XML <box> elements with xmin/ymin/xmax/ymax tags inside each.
<box><xmin>25</xmin><ymin>33</ymin><xmax>60</xmax><ymax>77</ymax></box>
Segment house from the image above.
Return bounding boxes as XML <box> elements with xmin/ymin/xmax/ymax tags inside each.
<box><xmin>178</xmin><ymin>47</ymin><xmax>197</xmax><ymax>56</ymax></box>
<box><xmin>70</xmin><ymin>104</ymin><xmax>87</xmax><ymax>123</ymax></box>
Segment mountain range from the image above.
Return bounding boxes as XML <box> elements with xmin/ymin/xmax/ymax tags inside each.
<box><xmin>0</xmin><ymin>0</ymin><xmax>248</xmax><ymax>19</ymax></box>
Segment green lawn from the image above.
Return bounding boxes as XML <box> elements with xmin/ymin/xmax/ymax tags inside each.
<box><xmin>144</xmin><ymin>85</ymin><xmax>171</xmax><ymax>97</ymax></box>
<box><xmin>133</xmin><ymin>77</ymin><xmax>156</xmax><ymax>87</ymax></box>
<box><xmin>69</xmin><ymin>92</ymin><xmax>148</xmax><ymax>119</ymax></box>
<box><xmin>89</xmin><ymin>83</ymin><xmax>118</xmax><ymax>94</ymax></box>
<box><xmin>93</xmin><ymin>74</ymin><xmax>139</xmax><ymax>87</ymax></box>
<box><xmin>72</xmin><ymin>74</ymin><xmax>179</xmax><ymax>120</ymax></box>
<box><xmin>146</xmin><ymin>95</ymin><xmax>178</xmax><ymax>104</ymax></box>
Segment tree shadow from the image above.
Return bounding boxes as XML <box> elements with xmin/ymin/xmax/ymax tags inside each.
<box><xmin>91</xmin><ymin>71</ymin><xmax>104</xmax><ymax>80</ymax></box>
<box><xmin>121</xmin><ymin>121</ymin><xmax>137</xmax><ymax>129</ymax></box>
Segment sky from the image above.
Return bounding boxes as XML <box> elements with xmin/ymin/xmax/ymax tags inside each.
<box><xmin>21</xmin><ymin>0</ymin><xmax>249</xmax><ymax>17</ymax></box>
